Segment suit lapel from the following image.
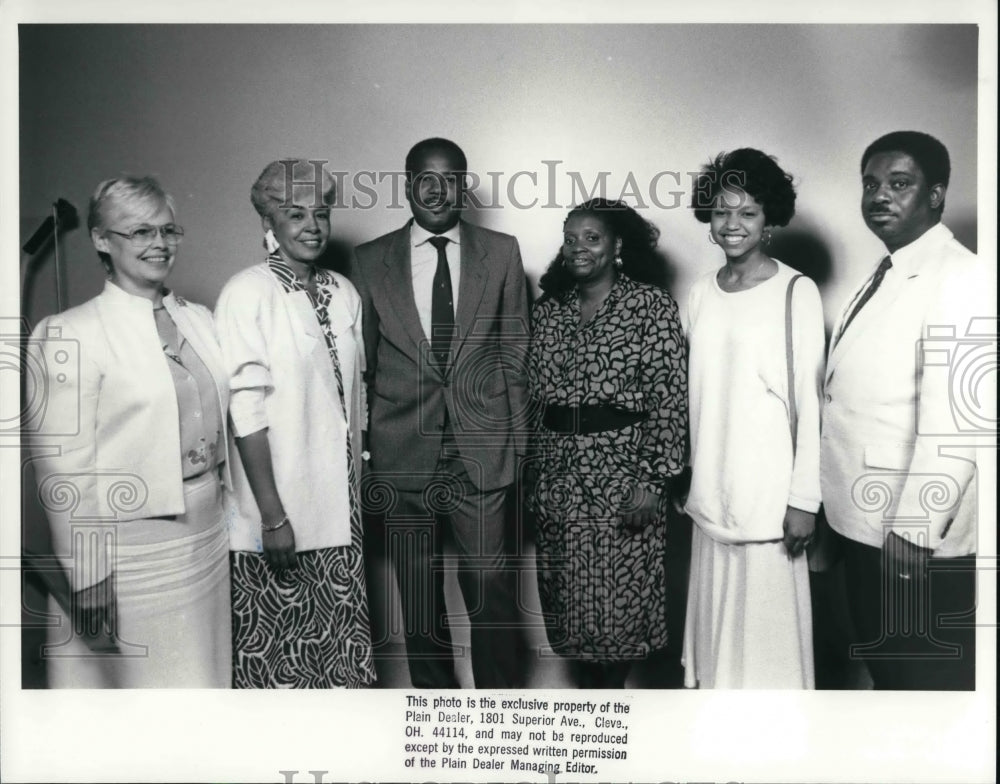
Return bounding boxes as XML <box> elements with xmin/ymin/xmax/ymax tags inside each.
<box><xmin>453</xmin><ymin>221</ymin><xmax>488</xmax><ymax>366</ymax></box>
<box><xmin>284</xmin><ymin>288</ymin><xmax>344</xmax><ymax>411</ymax></box>
<box><xmin>375</xmin><ymin>220</ymin><xmax>489</xmax><ymax>374</ymax></box>
<box><xmin>826</xmin><ymin>265</ymin><xmax>915</xmax><ymax>379</ymax></box>
<box><xmin>286</xmin><ymin>289</ymin><xmax>323</xmax><ymax>341</ymax></box>
<box><xmin>379</xmin><ymin>224</ymin><xmax>428</xmax><ymax>365</ymax></box>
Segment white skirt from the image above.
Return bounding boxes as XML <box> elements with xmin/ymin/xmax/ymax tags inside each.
<box><xmin>45</xmin><ymin>471</ymin><xmax>231</xmax><ymax>688</ymax></box>
<box><xmin>682</xmin><ymin>525</ymin><xmax>814</xmax><ymax>689</ymax></box>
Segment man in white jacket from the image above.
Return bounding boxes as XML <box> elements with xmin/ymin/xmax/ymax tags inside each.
<box><xmin>821</xmin><ymin>131</ymin><xmax>994</xmax><ymax>690</ymax></box>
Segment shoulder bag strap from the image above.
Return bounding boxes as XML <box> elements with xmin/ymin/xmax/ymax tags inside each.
<box><xmin>786</xmin><ymin>274</ymin><xmax>804</xmax><ymax>456</ymax></box>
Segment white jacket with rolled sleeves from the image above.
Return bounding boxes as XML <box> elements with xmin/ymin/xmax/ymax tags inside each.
<box><xmin>26</xmin><ymin>282</ymin><xmax>232</xmax><ymax>591</ymax></box>
<box><xmin>215</xmin><ymin>263</ymin><xmax>363</xmax><ymax>553</ymax></box>
<box><xmin>821</xmin><ymin>224</ymin><xmax>995</xmax><ymax>557</ymax></box>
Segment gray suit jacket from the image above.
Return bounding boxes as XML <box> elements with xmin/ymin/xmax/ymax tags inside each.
<box><xmin>351</xmin><ymin>219</ymin><xmax>530</xmax><ymax>492</ymax></box>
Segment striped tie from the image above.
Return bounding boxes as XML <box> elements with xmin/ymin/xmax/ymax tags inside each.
<box><xmin>835</xmin><ymin>255</ymin><xmax>892</xmax><ymax>346</ymax></box>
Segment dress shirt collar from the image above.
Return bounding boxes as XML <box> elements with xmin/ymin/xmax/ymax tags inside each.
<box><xmin>410</xmin><ymin>220</ymin><xmax>462</xmax><ymax>249</ymax></box>
<box><xmin>884</xmin><ymin>222</ymin><xmax>953</xmax><ymax>275</ymax></box>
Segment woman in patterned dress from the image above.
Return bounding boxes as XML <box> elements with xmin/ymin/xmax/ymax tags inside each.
<box><xmin>215</xmin><ymin>160</ymin><xmax>375</xmax><ymax>688</ymax></box>
<box><xmin>681</xmin><ymin>148</ymin><xmax>825</xmax><ymax>688</ymax></box>
<box><xmin>528</xmin><ymin>198</ymin><xmax>688</xmax><ymax>688</ymax></box>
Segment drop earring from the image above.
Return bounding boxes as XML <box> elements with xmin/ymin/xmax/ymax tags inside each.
<box><xmin>708</xmin><ymin>231</ymin><xmax>718</xmax><ymax>245</ymax></box>
<box><xmin>264</xmin><ymin>229</ymin><xmax>280</xmax><ymax>254</ymax></box>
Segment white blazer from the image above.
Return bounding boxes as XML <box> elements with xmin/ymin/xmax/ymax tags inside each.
<box><xmin>215</xmin><ymin>263</ymin><xmax>364</xmax><ymax>552</ymax></box>
<box><xmin>27</xmin><ymin>282</ymin><xmax>232</xmax><ymax>590</ymax></box>
<box><xmin>820</xmin><ymin>224</ymin><xmax>994</xmax><ymax>557</ymax></box>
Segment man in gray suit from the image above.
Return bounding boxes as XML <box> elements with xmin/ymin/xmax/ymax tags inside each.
<box><xmin>352</xmin><ymin>138</ymin><xmax>529</xmax><ymax>688</ymax></box>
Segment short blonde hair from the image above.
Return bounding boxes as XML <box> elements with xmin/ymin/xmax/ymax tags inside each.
<box><xmin>88</xmin><ymin>176</ymin><xmax>175</xmax><ymax>274</ymax></box>
<box><xmin>250</xmin><ymin>159</ymin><xmax>337</xmax><ymax>218</ymax></box>
<box><xmin>87</xmin><ymin>176</ymin><xmax>175</xmax><ymax>233</ymax></box>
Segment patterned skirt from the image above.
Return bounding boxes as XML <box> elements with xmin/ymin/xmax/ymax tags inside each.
<box><xmin>531</xmin><ymin>426</ymin><xmax>669</xmax><ymax>661</ymax></box>
<box><xmin>230</xmin><ymin>532</ymin><xmax>375</xmax><ymax>688</ymax></box>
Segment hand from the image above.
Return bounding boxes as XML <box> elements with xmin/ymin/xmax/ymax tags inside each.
<box><xmin>71</xmin><ymin>577</ymin><xmax>120</xmax><ymax>653</ymax></box>
<box><xmin>262</xmin><ymin>518</ymin><xmax>297</xmax><ymax>571</ymax></box>
<box><xmin>668</xmin><ymin>467</ymin><xmax>691</xmax><ymax>515</ymax></box>
<box><xmin>782</xmin><ymin>506</ymin><xmax>816</xmax><ymax>557</ymax></box>
<box><xmin>620</xmin><ymin>484</ymin><xmax>661</xmax><ymax>532</ymax></box>
<box><xmin>517</xmin><ymin>452</ymin><xmax>541</xmax><ymax>498</ymax></box>
<box><xmin>884</xmin><ymin>530</ymin><xmax>930</xmax><ymax>582</ymax></box>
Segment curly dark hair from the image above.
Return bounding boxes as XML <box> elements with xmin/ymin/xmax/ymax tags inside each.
<box><xmin>538</xmin><ymin>198</ymin><xmax>662</xmax><ymax>296</ymax></box>
<box><xmin>690</xmin><ymin>148</ymin><xmax>796</xmax><ymax>227</ymax></box>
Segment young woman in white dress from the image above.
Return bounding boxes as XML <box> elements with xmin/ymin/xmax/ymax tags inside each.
<box><xmin>681</xmin><ymin>148</ymin><xmax>826</xmax><ymax>688</ymax></box>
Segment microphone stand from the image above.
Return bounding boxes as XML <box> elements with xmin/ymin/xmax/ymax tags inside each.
<box><xmin>21</xmin><ymin>198</ymin><xmax>78</xmax><ymax>314</ymax></box>
<box><xmin>19</xmin><ymin>198</ymin><xmax>79</xmax><ymax>666</ymax></box>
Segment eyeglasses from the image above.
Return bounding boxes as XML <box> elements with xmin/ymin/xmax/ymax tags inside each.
<box><xmin>106</xmin><ymin>224</ymin><xmax>185</xmax><ymax>245</ymax></box>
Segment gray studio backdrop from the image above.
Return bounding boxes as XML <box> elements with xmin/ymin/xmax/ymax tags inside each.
<box><xmin>18</xmin><ymin>23</ymin><xmax>979</xmax><ymax>688</ymax></box>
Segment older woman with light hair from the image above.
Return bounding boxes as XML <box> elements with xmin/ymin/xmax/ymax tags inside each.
<box><xmin>27</xmin><ymin>175</ymin><xmax>232</xmax><ymax>687</ymax></box>
<box><xmin>215</xmin><ymin>159</ymin><xmax>375</xmax><ymax>688</ymax></box>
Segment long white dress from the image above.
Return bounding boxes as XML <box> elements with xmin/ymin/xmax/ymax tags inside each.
<box><xmin>682</xmin><ymin>261</ymin><xmax>825</xmax><ymax>689</ymax></box>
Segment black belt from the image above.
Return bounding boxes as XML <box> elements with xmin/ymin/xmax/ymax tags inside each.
<box><xmin>541</xmin><ymin>404</ymin><xmax>646</xmax><ymax>435</ymax></box>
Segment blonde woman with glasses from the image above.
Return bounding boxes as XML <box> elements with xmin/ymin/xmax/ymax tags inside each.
<box><xmin>27</xmin><ymin>175</ymin><xmax>232</xmax><ymax>688</ymax></box>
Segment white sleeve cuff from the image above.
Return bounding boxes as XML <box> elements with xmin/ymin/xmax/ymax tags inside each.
<box><xmin>228</xmin><ymin>387</ymin><xmax>268</xmax><ymax>437</ymax></box>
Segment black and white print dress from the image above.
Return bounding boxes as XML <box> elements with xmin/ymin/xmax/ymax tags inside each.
<box><xmin>527</xmin><ymin>274</ymin><xmax>688</xmax><ymax>660</ymax></box>
<box><xmin>230</xmin><ymin>254</ymin><xmax>375</xmax><ymax>688</ymax></box>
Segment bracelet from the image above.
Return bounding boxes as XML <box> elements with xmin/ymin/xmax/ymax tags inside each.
<box><xmin>261</xmin><ymin>516</ymin><xmax>289</xmax><ymax>533</ymax></box>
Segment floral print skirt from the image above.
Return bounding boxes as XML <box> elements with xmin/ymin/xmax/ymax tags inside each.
<box><xmin>230</xmin><ymin>537</ymin><xmax>375</xmax><ymax>688</ymax></box>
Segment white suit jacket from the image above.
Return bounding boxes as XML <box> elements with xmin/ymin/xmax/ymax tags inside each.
<box><xmin>820</xmin><ymin>224</ymin><xmax>994</xmax><ymax>557</ymax></box>
<box><xmin>27</xmin><ymin>282</ymin><xmax>232</xmax><ymax>590</ymax></box>
<box><xmin>215</xmin><ymin>263</ymin><xmax>363</xmax><ymax>552</ymax></box>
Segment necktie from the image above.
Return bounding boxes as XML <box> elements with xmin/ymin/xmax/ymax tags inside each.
<box><xmin>429</xmin><ymin>235</ymin><xmax>454</xmax><ymax>367</ymax></box>
<box><xmin>836</xmin><ymin>255</ymin><xmax>892</xmax><ymax>345</ymax></box>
